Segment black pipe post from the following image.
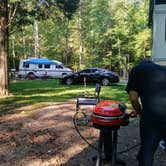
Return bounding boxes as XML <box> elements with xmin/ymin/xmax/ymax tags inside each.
<box><xmin>96</xmin><ymin>130</ymin><xmax>103</xmax><ymax>166</ymax></box>
<box><xmin>111</xmin><ymin>130</ymin><xmax>118</xmax><ymax>166</ymax></box>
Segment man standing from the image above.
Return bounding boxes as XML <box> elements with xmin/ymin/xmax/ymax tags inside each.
<box><xmin>126</xmin><ymin>59</ymin><xmax>166</xmax><ymax>166</ymax></box>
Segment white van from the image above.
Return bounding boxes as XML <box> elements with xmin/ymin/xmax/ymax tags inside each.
<box><xmin>18</xmin><ymin>57</ymin><xmax>73</xmax><ymax>79</ymax></box>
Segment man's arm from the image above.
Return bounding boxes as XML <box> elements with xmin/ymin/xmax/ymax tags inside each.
<box><xmin>129</xmin><ymin>90</ymin><xmax>142</xmax><ymax>115</ymax></box>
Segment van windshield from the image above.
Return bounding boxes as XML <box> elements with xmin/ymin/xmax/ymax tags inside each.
<box><xmin>56</xmin><ymin>65</ymin><xmax>64</xmax><ymax>69</ymax></box>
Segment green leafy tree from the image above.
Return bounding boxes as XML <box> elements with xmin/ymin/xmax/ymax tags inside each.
<box><xmin>0</xmin><ymin>0</ymin><xmax>13</xmax><ymax>96</ymax></box>
<box><xmin>1</xmin><ymin>0</ymin><xmax>80</xmax><ymax>97</ymax></box>
<box><xmin>62</xmin><ymin>0</ymin><xmax>151</xmax><ymax>74</ymax></box>
<box><xmin>79</xmin><ymin>0</ymin><xmax>111</xmax><ymax>67</ymax></box>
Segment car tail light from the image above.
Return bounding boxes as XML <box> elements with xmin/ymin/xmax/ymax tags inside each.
<box><xmin>112</xmin><ymin>72</ymin><xmax>119</xmax><ymax>77</ymax></box>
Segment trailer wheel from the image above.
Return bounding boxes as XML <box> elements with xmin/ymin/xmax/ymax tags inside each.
<box><xmin>28</xmin><ymin>73</ymin><xmax>35</xmax><ymax>80</ymax></box>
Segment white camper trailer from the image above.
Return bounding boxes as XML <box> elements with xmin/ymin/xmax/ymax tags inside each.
<box><xmin>18</xmin><ymin>58</ymin><xmax>73</xmax><ymax>79</ymax></box>
<box><xmin>149</xmin><ymin>0</ymin><xmax>166</xmax><ymax>65</ymax></box>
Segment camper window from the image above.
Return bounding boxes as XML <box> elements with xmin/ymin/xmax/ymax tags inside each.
<box><xmin>44</xmin><ymin>64</ymin><xmax>50</xmax><ymax>69</ymax></box>
<box><xmin>56</xmin><ymin>65</ymin><xmax>63</xmax><ymax>69</ymax></box>
<box><xmin>38</xmin><ymin>64</ymin><xmax>42</xmax><ymax>68</ymax></box>
<box><xmin>23</xmin><ymin>62</ymin><xmax>29</xmax><ymax>68</ymax></box>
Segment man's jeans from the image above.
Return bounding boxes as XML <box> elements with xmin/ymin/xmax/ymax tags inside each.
<box><xmin>137</xmin><ymin>121</ymin><xmax>165</xmax><ymax>166</ymax></box>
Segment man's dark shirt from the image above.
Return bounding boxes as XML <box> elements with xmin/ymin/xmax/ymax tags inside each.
<box><xmin>155</xmin><ymin>0</ymin><xmax>166</xmax><ymax>5</ymax></box>
<box><xmin>126</xmin><ymin>62</ymin><xmax>166</xmax><ymax>132</ymax></box>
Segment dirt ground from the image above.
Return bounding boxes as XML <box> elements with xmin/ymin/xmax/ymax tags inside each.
<box><xmin>0</xmin><ymin>100</ymin><xmax>166</xmax><ymax>166</ymax></box>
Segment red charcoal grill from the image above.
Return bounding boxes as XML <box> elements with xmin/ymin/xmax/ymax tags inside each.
<box><xmin>91</xmin><ymin>100</ymin><xmax>129</xmax><ymax>166</ymax></box>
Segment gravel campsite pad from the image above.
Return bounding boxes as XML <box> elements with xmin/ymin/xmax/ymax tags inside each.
<box><xmin>0</xmin><ymin>100</ymin><xmax>166</xmax><ymax>166</ymax></box>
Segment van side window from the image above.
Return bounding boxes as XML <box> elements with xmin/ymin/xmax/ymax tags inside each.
<box><xmin>56</xmin><ymin>65</ymin><xmax>63</xmax><ymax>69</ymax></box>
<box><xmin>44</xmin><ymin>64</ymin><xmax>50</xmax><ymax>69</ymax></box>
<box><xmin>23</xmin><ymin>62</ymin><xmax>29</xmax><ymax>68</ymax></box>
<box><xmin>38</xmin><ymin>64</ymin><xmax>42</xmax><ymax>68</ymax></box>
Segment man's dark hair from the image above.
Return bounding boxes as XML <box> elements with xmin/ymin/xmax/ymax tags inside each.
<box><xmin>139</xmin><ymin>57</ymin><xmax>153</xmax><ymax>65</ymax></box>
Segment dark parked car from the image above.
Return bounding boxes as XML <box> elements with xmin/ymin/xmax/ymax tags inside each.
<box><xmin>59</xmin><ymin>68</ymin><xmax>119</xmax><ymax>86</ymax></box>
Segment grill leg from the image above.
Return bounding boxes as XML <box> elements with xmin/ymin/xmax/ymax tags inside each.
<box><xmin>76</xmin><ymin>100</ymin><xmax>79</xmax><ymax>112</ymax></box>
<box><xmin>111</xmin><ymin>130</ymin><xmax>118</xmax><ymax>166</ymax></box>
<box><xmin>96</xmin><ymin>130</ymin><xmax>103</xmax><ymax>166</ymax></box>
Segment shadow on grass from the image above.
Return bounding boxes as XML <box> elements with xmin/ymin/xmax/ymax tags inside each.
<box><xmin>0</xmin><ymin>79</ymin><xmax>128</xmax><ymax>116</ymax></box>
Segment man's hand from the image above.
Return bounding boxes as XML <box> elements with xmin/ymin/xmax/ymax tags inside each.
<box><xmin>129</xmin><ymin>110</ymin><xmax>138</xmax><ymax>118</ymax></box>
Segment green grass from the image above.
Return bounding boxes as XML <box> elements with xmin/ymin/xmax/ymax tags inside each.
<box><xmin>0</xmin><ymin>79</ymin><xmax>130</xmax><ymax>116</ymax></box>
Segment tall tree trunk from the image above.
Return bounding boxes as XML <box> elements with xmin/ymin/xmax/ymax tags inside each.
<box><xmin>65</xmin><ymin>19</ymin><xmax>69</xmax><ymax>65</ymax></box>
<box><xmin>34</xmin><ymin>19</ymin><xmax>40</xmax><ymax>58</ymax></box>
<box><xmin>22</xmin><ymin>26</ymin><xmax>26</xmax><ymax>59</ymax></box>
<box><xmin>79</xmin><ymin>0</ymin><xmax>83</xmax><ymax>69</ymax></box>
<box><xmin>34</xmin><ymin>2</ymin><xmax>40</xmax><ymax>58</ymax></box>
<box><xmin>11</xmin><ymin>35</ymin><xmax>16</xmax><ymax>69</ymax></box>
<box><xmin>0</xmin><ymin>0</ymin><xmax>9</xmax><ymax>96</ymax></box>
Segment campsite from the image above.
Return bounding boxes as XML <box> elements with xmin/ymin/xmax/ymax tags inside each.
<box><xmin>1</xmin><ymin>1</ymin><xmax>166</xmax><ymax>166</ymax></box>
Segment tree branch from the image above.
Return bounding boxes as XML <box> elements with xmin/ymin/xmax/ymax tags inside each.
<box><xmin>5</xmin><ymin>3</ymin><xmax>18</xmax><ymax>29</ymax></box>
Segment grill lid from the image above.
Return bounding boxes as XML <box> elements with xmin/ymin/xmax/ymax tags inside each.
<box><xmin>93</xmin><ymin>100</ymin><xmax>123</xmax><ymax>117</ymax></box>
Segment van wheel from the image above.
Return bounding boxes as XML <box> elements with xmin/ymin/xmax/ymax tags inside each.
<box><xmin>66</xmin><ymin>78</ymin><xmax>73</xmax><ymax>85</ymax></box>
<box><xmin>28</xmin><ymin>73</ymin><xmax>35</xmax><ymax>80</ymax></box>
<box><xmin>102</xmin><ymin>78</ymin><xmax>110</xmax><ymax>86</ymax></box>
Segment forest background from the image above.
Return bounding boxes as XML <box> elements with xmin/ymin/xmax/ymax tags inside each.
<box><xmin>0</xmin><ymin>0</ymin><xmax>151</xmax><ymax>96</ymax></box>
<box><xmin>9</xmin><ymin>0</ymin><xmax>151</xmax><ymax>74</ymax></box>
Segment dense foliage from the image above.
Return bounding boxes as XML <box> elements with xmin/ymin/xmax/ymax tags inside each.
<box><xmin>9</xmin><ymin>0</ymin><xmax>151</xmax><ymax>76</ymax></box>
